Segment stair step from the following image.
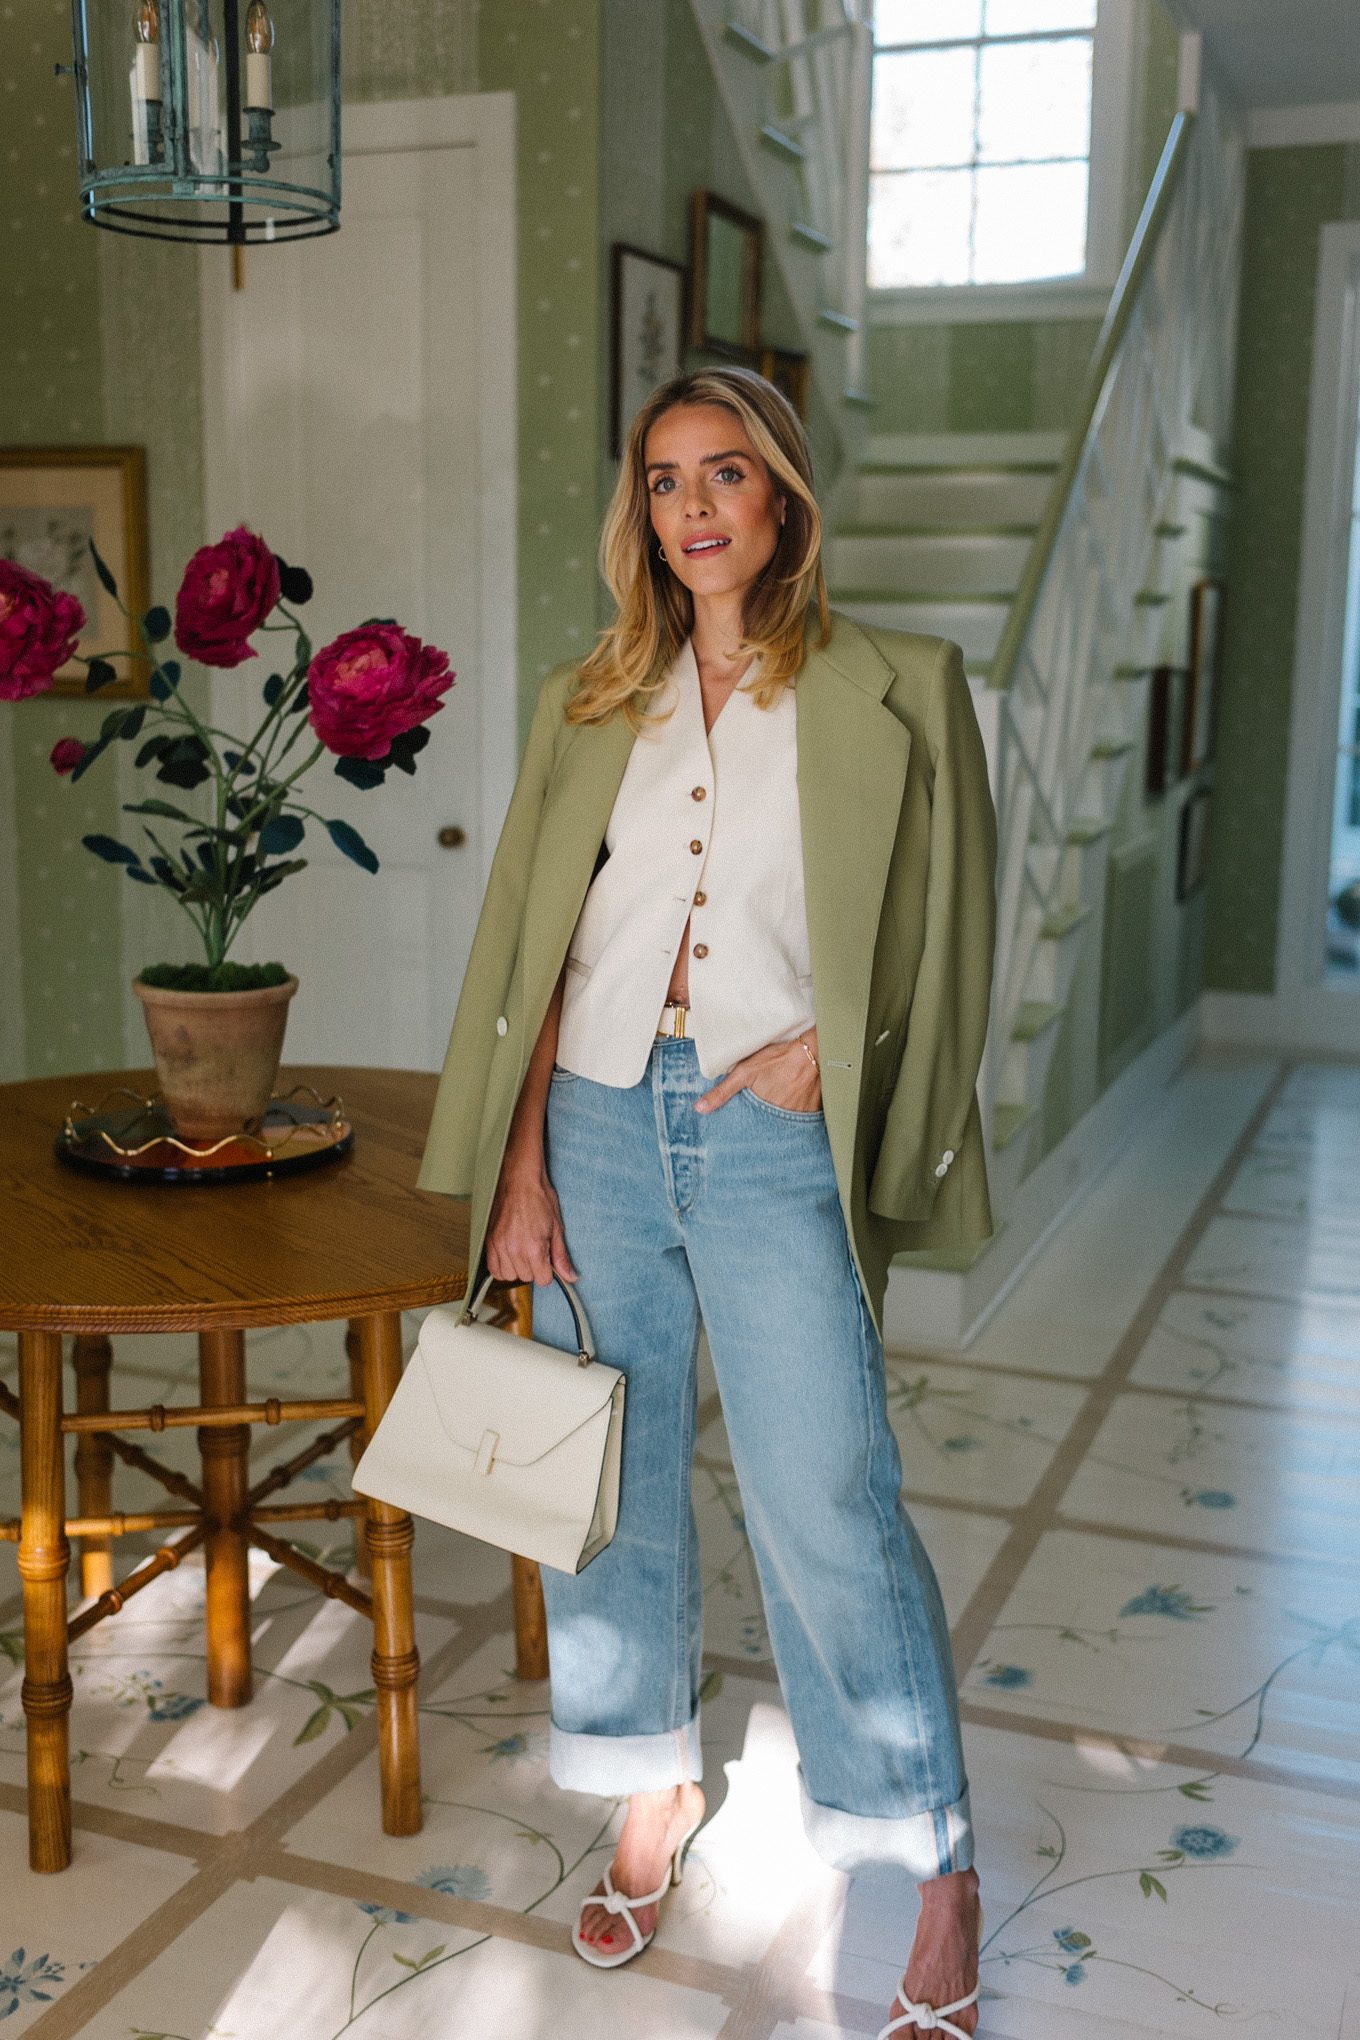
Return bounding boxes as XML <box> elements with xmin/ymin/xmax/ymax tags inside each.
<box><xmin>832</xmin><ymin>595</ymin><xmax>1009</xmax><ymax>662</ymax></box>
<box><xmin>790</xmin><ymin>220</ymin><xmax>833</xmax><ymax>251</ymax></box>
<box><xmin>1134</xmin><ymin>590</ymin><xmax>1171</xmax><ymax>608</ymax></box>
<box><xmin>1013</xmin><ymin>999</ymin><xmax>1063</xmax><ymax>1042</ymax></box>
<box><xmin>1090</xmin><ymin>737</ymin><xmax>1135</xmax><ymax>759</ymax></box>
<box><xmin>1065</xmin><ymin>817</ymin><xmax>1113</xmax><ymax>844</ymax></box>
<box><xmin>837</xmin><ymin>521</ymin><xmax>1039</xmax><ymax>540</ymax></box>
<box><xmin>1154</xmin><ymin>520</ymin><xmax>1187</xmax><ymax>537</ymax></box>
<box><xmin>852</xmin><ymin>468</ymin><xmax>1056</xmax><ymax>529</ymax></box>
<box><xmin>818</xmin><ymin>307</ymin><xmax>858</xmax><ymax>333</ymax></box>
<box><xmin>1113</xmin><ymin>663</ymin><xmax>1155</xmax><ymax>678</ymax></box>
<box><xmin>723</xmin><ymin>18</ymin><xmax>775</xmax><ymax>60</ymax></box>
<box><xmin>993</xmin><ymin>1099</ymin><xmax>1041</xmax><ymax>1150</ymax></box>
<box><xmin>1039</xmin><ymin>901</ymin><xmax>1092</xmax><ymax>940</ymax></box>
<box><xmin>759</xmin><ymin>122</ymin><xmax>806</xmax><ymax>161</ymax></box>
<box><xmin>843</xmin><ymin>387</ymin><xmax>878</xmax><ymax>409</ymax></box>
<box><xmin>867</xmin><ymin>430</ymin><xmax>1067</xmax><ymax>469</ymax></box>
<box><xmin>830</xmin><ymin>530</ymin><xmax>1032</xmax><ymax>597</ymax></box>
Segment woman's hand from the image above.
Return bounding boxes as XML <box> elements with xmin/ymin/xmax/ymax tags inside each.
<box><xmin>695</xmin><ymin>1029</ymin><xmax>822</xmax><ymax>1116</ymax></box>
<box><xmin>485</xmin><ymin>1153</ymin><xmax>580</xmax><ymax>1288</ymax></box>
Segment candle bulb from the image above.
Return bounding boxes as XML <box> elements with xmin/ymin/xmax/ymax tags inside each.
<box><xmin>245</xmin><ymin>1</ymin><xmax>274</xmax><ymax>112</ymax></box>
<box><xmin>133</xmin><ymin>0</ymin><xmax>160</xmax><ymax>102</ymax></box>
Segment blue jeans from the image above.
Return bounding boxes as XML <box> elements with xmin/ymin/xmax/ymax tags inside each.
<box><xmin>530</xmin><ymin>1035</ymin><xmax>973</xmax><ymax>1880</ymax></box>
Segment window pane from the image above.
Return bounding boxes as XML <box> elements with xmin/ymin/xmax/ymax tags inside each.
<box><xmin>984</xmin><ymin>0</ymin><xmax>1096</xmax><ymax>30</ymax></box>
<box><xmin>977</xmin><ymin>34</ymin><xmax>1092</xmax><ymax>163</ymax></box>
<box><xmin>874</xmin><ymin>0</ymin><xmax>982</xmax><ymax>46</ymax></box>
<box><xmin>872</xmin><ymin>48</ymin><xmax>978</xmax><ymax>171</ymax></box>
<box><xmin>868</xmin><ymin>169</ymin><xmax>973</xmax><ymax>287</ymax></box>
<box><xmin>972</xmin><ymin>159</ymin><xmax>1088</xmax><ymax>279</ymax></box>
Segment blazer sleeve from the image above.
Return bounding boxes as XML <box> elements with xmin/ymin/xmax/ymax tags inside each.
<box><xmin>867</xmin><ymin>639</ymin><xmax>997</xmax><ymax>1223</ymax></box>
<box><xmin>416</xmin><ymin>667</ymin><xmax>568</xmax><ymax>1197</ymax></box>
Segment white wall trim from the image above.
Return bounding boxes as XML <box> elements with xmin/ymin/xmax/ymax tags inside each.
<box><xmin>1199</xmin><ymin>986</ymin><xmax>1360</xmax><ymax>1056</ymax></box>
<box><xmin>1273</xmin><ymin>219</ymin><xmax>1360</xmax><ymax>1006</ymax></box>
<box><xmin>867</xmin><ymin>281</ymin><xmax>1112</xmax><ymax>328</ymax></box>
<box><xmin>884</xmin><ymin>1002</ymin><xmax>1201</xmax><ymax>1350</ymax></box>
<box><xmin>1247</xmin><ymin>101</ymin><xmax>1360</xmax><ymax>150</ymax></box>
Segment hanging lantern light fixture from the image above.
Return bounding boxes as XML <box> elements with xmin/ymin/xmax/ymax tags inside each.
<box><xmin>64</xmin><ymin>0</ymin><xmax>341</xmax><ymax>243</ymax></box>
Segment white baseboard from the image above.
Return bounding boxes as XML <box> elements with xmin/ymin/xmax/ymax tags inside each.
<box><xmin>883</xmin><ymin>1004</ymin><xmax>1201</xmax><ymax>1352</ymax></box>
<box><xmin>1200</xmin><ymin>985</ymin><xmax>1360</xmax><ymax>1056</ymax></box>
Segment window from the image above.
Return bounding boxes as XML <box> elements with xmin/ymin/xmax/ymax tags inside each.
<box><xmin>868</xmin><ymin>0</ymin><xmax>1104</xmax><ymax>293</ymax></box>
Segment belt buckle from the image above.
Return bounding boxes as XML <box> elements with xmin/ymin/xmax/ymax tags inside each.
<box><xmin>656</xmin><ymin>1002</ymin><xmax>688</xmax><ymax>1039</ymax></box>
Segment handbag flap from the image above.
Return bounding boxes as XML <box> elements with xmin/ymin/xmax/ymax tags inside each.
<box><xmin>411</xmin><ymin>1307</ymin><xmax>621</xmax><ymax>1468</ymax></box>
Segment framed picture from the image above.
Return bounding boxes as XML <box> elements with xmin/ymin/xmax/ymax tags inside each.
<box><xmin>759</xmin><ymin>344</ymin><xmax>810</xmax><ymax>420</ymax></box>
<box><xmin>1176</xmin><ymin>785</ymin><xmax>1213</xmax><ymax>901</ymax></box>
<box><xmin>0</xmin><ymin>445</ymin><xmax>150</xmax><ymax>699</ymax></box>
<box><xmin>1145</xmin><ymin>664</ymin><xmax>1175</xmax><ymax>797</ymax></box>
<box><xmin>610</xmin><ymin>243</ymin><xmax>687</xmax><ymax>461</ymax></box>
<box><xmin>689</xmin><ymin>191</ymin><xmax>762</xmax><ymax>359</ymax></box>
<box><xmin>1182</xmin><ymin>577</ymin><xmax>1224</xmax><ymax>774</ymax></box>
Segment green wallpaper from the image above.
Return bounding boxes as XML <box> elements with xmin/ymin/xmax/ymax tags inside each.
<box><xmin>1203</xmin><ymin>143</ymin><xmax>1360</xmax><ymax>994</ymax></box>
<box><xmin>865</xmin><ymin>0</ymin><xmax>1182</xmax><ymax>438</ymax></box>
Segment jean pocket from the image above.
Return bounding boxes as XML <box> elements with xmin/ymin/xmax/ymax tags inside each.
<box><xmin>550</xmin><ymin>1064</ymin><xmax>581</xmax><ymax>1084</ymax></box>
<box><xmin>742</xmin><ymin>1084</ymin><xmax>824</xmax><ymax>1123</ymax></box>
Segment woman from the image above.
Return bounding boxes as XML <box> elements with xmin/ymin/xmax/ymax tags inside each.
<box><xmin>417</xmin><ymin>365</ymin><xmax>996</xmax><ymax>2040</ymax></box>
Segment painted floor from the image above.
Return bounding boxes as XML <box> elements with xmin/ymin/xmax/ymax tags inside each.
<box><xmin>2</xmin><ymin>1049</ymin><xmax>1359</xmax><ymax>2038</ymax></box>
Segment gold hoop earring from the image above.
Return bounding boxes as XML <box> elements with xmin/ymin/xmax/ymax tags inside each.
<box><xmin>658</xmin><ymin>546</ymin><xmax>667</xmax><ymax>562</ymax></box>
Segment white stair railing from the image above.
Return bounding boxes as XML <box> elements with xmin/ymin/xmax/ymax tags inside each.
<box><xmin>983</xmin><ymin>71</ymin><xmax>1244</xmax><ymax>1178</ymax></box>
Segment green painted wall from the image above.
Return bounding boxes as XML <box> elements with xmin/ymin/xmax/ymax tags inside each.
<box><xmin>864</xmin><ymin>0</ymin><xmax>1182</xmax><ymax>437</ymax></box>
<box><xmin>1</xmin><ymin>0</ymin><xmax>604</xmax><ymax>1076</ymax></box>
<box><xmin>1203</xmin><ymin>142</ymin><xmax>1360</xmax><ymax>995</ymax></box>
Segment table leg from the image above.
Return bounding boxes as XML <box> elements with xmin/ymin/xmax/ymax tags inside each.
<box><xmin>356</xmin><ymin>1310</ymin><xmax>421</xmax><ymax>1836</ymax></box>
<box><xmin>510</xmin><ymin>1285</ymin><xmax>551</xmax><ymax>1682</ymax></box>
<box><xmin>71</xmin><ymin>1333</ymin><xmax>115</xmax><ymax>1600</ymax></box>
<box><xmin>198</xmin><ymin>1328</ymin><xmax>252</xmax><ymax>1708</ymax></box>
<box><xmin>344</xmin><ymin>1320</ymin><xmax>371</xmax><ymax>1580</ymax></box>
<box><xmin>18</xmin><ymin>1330</ymin><xmax>71</xmax><ymax>1872</ymax></box>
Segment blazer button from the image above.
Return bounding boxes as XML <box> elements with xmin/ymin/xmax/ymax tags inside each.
<box><xmin>496</xmin><ymin>1016</ymin><xmax>508</xmax><ymax>1036</ymax></box>
<box><xmin>689</xmin><ymin>839</ymin><xmax>703</xmax><ymax>854</ymax></box>
<box><xmin>692</xmin><ymin>943</ymin><xmax>708</xmax><ymax>959</ymax></box>
<box><xmin>691</xmin><ymin>786</ymin><xmax>707</xmax><ymax>801</ymax></box>
<box><xmin>934</xmin><ymin>1161</ymin><xmax>948</xmax><ymax>1178</ymax></box>
<box><xmin>943</xmin><ymin>1148</ymin><xmax>955</xmax><ymax>1164</ymax></box>
<box><xmin>693</xmin><ymin>889</ymin><xmax>707</xmax><ymax>905</ymax></box>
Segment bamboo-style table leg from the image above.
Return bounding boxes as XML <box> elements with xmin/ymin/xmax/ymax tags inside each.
<box><xmin>198</xmin><ymin>1328</ymin><xmax>252</xmax><ymax>1708</ymax></box>
<box><xmin>19</xmin><ymin>1330</ymin><xmax>72</xmax><ymax>1872</ymax></box>
<box><xmin>344</xmin><ymin>1320</ymin><xmax>371</xmax><ymax>1580</ymax></box>
<box><xmin>510</xmin><ymin>1284</ymin><xmax>550</xmax><ymax>1682</ymax></box>
<box><xmin>356</xmin><ymin>1310</ymin><xmax>421</xmax><ymax>1835</ymax></box>
<box><xmin>71</xmin><ymin>1333</ymin><xmax>115</xmax><ymax>1600</ymax></box>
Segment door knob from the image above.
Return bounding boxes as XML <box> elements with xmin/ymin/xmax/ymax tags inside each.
<box><xmin>437</xmin><ymin>825</ymin><xmax>466</xmax><ymax>849</ymax></box>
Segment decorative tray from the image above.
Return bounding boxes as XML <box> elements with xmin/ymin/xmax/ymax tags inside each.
<box><xmin>55</xmin><ymin>1083</ymin><xmax>353</xmax><ymax>1184</ymax></box>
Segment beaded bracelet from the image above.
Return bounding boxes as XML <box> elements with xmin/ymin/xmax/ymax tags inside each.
<box><xmin>799</xmin><ymin>1038</ymin><xmax>819</xmax><ymax>1070</ymax></box>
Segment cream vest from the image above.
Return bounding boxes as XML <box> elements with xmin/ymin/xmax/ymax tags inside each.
<box><xmin>555</xmin><ymin>635</ymin><xmax>816</xmax><ymax>1084</ymax></box>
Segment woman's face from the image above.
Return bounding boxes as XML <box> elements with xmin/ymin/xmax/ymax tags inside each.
<box><xmin>643</xmin><ymin>403</ymin><xmax>786</xmax><ymax>606</ymax></box>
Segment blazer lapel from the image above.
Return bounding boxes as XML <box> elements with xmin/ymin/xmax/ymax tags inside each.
<box><xmin>796</xmin><ymin>615</ymin><xmax>912</xmax><ymax>1083</ymax></box>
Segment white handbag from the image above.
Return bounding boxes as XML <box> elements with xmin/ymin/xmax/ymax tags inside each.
<box><xmin>352</xmin><ymin>1273</ymin><xmax>624</xmax><ymax>1574</ymax></box>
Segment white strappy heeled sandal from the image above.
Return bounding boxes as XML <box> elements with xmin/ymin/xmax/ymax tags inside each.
<box><xmin>570</xmin><ymin>1812</ymin><xmax>704</xmax><ymax>1969</ymax></box>
<box><xmin>876</xmin><ymin>1979</ymin><xmax>980</xmax><ymax>2037</ymax></box>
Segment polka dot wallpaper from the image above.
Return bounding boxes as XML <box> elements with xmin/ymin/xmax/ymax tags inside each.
<box><xmin>1203</xmin><ymin>142</ymin><xmax>1360</xmax><ymax>994</ymax></box>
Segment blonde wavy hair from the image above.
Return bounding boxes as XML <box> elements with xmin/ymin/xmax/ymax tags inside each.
<box><xmin>565</xmin><ymin>365</ymin><xmax>832</xmax><ymax>728</ymax></box>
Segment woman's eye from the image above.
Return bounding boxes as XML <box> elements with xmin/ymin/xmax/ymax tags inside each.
<box><xmin>716</xmin><ymin>464</ymin><xmax>745</xmax><ymax>483</ymax></box>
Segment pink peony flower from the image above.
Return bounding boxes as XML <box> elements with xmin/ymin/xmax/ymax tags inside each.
<box><xmin>0</xmin><ymin>559</ymin><xmax>86</xmax><ymax>700</ymax></box>
<box><xmin>307</xmin><ymin>623</ymin><xmax>454</xmax><ymax>760</ymax></box>
<box><xmin>173</xmin><ymin>524</ymin><xmax>280</xmax><ymax>668</ymax></box>
<box><xmin>50</xmin><ymin>737</ymin><xmax>87</xmax><ymax>775</ymax></box>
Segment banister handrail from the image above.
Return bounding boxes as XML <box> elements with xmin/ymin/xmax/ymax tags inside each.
<box><xmin>988</xmin><ymin>111</ymin><xmax>1196</xmax><ymax>694</ymax></box>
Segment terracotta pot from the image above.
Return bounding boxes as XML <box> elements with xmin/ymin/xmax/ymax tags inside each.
<box><xmin>132</xmin><ymin>974</ymin><xmax>300</xmax><ymax>1141</ymax></box>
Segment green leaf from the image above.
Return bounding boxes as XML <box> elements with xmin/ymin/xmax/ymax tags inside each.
<box><xmin>149</xmin><ymin>660</ymin><xmax>182</xmax><ymax>703</ymax></box>
<box><xmin>288</xmin><ymin>679</ymin><xmax>310</xmax><ymax>713</ymax></box>
<box><xmin>294</xmin><ymin>630</ymin><xmax>312</xmax><ymax>667</ymax></box>
<box><xmin>134</xmin><ymin>734</ymin><xmax>173</xmax><ymax>769</ymax></box>
<box><xmin>124</xmin><ymin>867</ymin><xmax>156</xmax><ymax>884</ymax></box>
<box><xmin>259</xmin><ymin>812</ymin><xmax>305</xmax><ymax>854</ymax></box>
<box><xmin>123</xmin><ymin>797</ymin><xmax>204</xmax><ymax>827</ymax></box>
<box><xmin>294</xmin><ymin>1704</ymin><xmax>332</xmax><ymax>1746</ymax></box>
<box><xmin>1138</xmin><ymin>1871</ymin><xmax>1168</xmax><ymax>1901</ymax></box>
<box><xmin>324</xmin><ymin>815</ymin><xmax>379</xmax><ymax>874</ymax></box>
<box><xmin>275</xmin><ymin>555</ymin><xmax>313</xmax><ymax>605</ymax></box>
<box><xmin>117</xmin><ymin>704</ymin><xmax>147</xmax><ymax>741</ymax></box>
<box><xmin>100</xmin><ymin>706</ymin><xmax>134</xmax><ymax>741</ymax></box>
<box><xmin>334</xmin><ymin>754</ymin><xmax>387</xmax><ymax>791</ymax></box>
<box><xmin>1177</xmin><ymin>1779</ymin><xmax>1214</xmax><ymax>1800</ymax></box>
<box><xmin>698</xmin><ymin>1669</ymin><xmax>724</xmax><ymax>1702</ymax></box>
<box><xmin>1062</xmin><ymin>1931</ymin><xmax>1092</xmax><ymax>1950</ymax></box>
<box><xmin>88</xmin><ymin>536</ymin><xmax>119</xmax><ymax>600</ymax></box>
<box><xmin>143</xmin><ymin>604</ymin><xmax>172</xmax><ymax>643</ymax></box>
<box><xmin>82</xmin><ymin>833</ymin><xmax>143</xmax><ymax>867</ymax></box>
<box><xmin>386</xmin><ymin>724</ymin><xmax>432</xmax><ymax>776</ymax></box>
<box><xmin>69</xmin><ymin>737</ymin><xmax>111</xmax><ymax>783</ymax></box>
<box><xmin>83</xmin><ymin>656</ymin><xmax>118</xmax><ymax>693</ymax></box>
<box><xmin>257</xmin><ymin>858</ymin><xmax>308</xmax><ymax>894</ymax></box>
<box><xmin>263</xmin><ymin>672</ymin><xmax>287</xmax><ymax>707</ymax></box>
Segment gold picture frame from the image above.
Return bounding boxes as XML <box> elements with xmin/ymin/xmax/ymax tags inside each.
<box><xmin>0</xmin><ymin>445</ymin><xmax>150</xmax><ymax>699</ymax></box>
<box><xmin>759</xmin><ymin>345</ymin><xmax>810</xmax><ymax>420</ymax></box>
<box><xmin>689</xmin><ymin>190</ymin><xmax>762</xmax><ymax>360</ymax></box>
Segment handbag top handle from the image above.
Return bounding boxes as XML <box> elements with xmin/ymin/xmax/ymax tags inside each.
<box><xmin>463</xmin><ymin>1270</ymin><xmax>597</xmax><ymax>1366</ymax></box>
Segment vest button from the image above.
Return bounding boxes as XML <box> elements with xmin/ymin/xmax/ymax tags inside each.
<box><xmin>692</xmin><ymin>943</ymin><xmax>708</xmax><ymax>959</ymax></box>
<box><xmin>693</xmin><ymin>890</ymin><xmax>707</xmax><ymax>905</ymax></box>
<box><xmin>691</xmin><ymin>785</ymin><xmax>707</xmax><ymax>801</ymax></box>
<box><xmin>689</xmin><ymin>839</ymin><xmax>703</xmax><ymax>854</ymax></box>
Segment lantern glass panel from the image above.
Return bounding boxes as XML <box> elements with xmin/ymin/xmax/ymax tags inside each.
<box><xmin>70</xmin><ymin>0</ymin><xmax>340</xmax><ymax>243</ymax></box>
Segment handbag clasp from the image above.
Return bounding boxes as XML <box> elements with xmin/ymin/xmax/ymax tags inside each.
<box><xmin>473</xmin><ymin>1427</ymin><xmax>499</xmax><ymax>1476</ymax></box>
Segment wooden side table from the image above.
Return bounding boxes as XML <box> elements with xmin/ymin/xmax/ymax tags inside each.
<box><xmin>0</xmin><ymin>1064</ymin><xmax>547</xmax><ymax>1873</ymax></box>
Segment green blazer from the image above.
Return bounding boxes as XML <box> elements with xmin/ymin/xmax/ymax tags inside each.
<box><xmin>417</xmin><ymin>608</ymin><xmax>998</xmax><ymax>1337</ymax></box>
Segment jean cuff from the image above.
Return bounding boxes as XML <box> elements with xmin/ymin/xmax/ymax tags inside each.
<box><xmin>549</xmin><ymin>1710</ymin><xmax>703</xmax><ymax>1796</ymax></box>
<box><xmin>798</xmin><ymin>1766</ymin><xmax>974</xmax><ymax>1879</ymax></box>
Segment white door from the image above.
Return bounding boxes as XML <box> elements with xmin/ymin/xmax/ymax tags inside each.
<box><xmin>199</xmin><ymin>95</ymin><xmax>517</xmax><ymax>1070</ymax></box>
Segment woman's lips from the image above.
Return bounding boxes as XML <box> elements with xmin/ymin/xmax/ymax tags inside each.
<box><xmin>682</xmin><ymin>536</ymin><xmax>731</xmax><ymax>555</ymax></box>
